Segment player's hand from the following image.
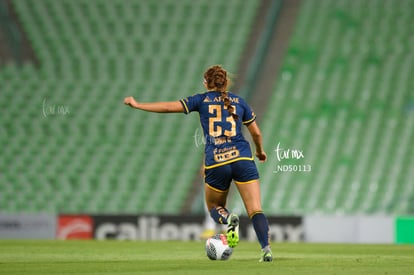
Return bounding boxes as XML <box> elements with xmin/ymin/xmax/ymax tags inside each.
<box><xmin>256</xmin><ymin>151</ymin><xmax>267</xmax><ymax>162</ymax></box>
<box><xmin>124</xmin><ymin>96</ymin><xmax>138</xmax><ymax>108</ymax></box>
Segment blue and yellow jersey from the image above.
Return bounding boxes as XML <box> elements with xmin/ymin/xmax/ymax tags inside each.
<box><xmin>180</xmin><ymin>91</ymin><xmax>256</xmax><ymax>169</ymax></box>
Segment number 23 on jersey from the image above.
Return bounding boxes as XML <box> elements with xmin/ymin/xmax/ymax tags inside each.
<box><xmin>208</xmin><ymin>105</ymin><xmax>236</xmax><ymax>137</ymax></box>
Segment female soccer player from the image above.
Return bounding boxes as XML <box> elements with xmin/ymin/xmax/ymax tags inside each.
<box><xmin>124</xmin><ymin>65</ymin><xmax>272</xmax><ymax>262</ymax></box>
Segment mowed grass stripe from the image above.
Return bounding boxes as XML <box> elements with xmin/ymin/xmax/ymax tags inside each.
<box><xmin>0</xmin><ymin>241</ymin><xmax>413</xmax><ymax>275</ymax></box>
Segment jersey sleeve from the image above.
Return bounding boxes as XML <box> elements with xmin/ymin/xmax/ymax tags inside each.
<box><xmin>240</xmin><ymin>98</ymin><xmax>256</xmax><ymax>125</ymax></box>
<box><xmin>180</xmin><ymin>93</ymin><xmax>203</xmax><ymax>114</ymax></box>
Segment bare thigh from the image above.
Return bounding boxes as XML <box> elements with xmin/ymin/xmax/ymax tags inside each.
<box><xmin>204</xmin><ymin>184</ymin><xmax>229</xmax><ymax>211</ymax></box>
<box><xmin>235</xmin><ymin>180</ymin><xmax>263</xmax><ymax>217</ymax></box>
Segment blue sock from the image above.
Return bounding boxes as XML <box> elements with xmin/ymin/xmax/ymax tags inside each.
<box><xmin>251</xmin><ymin>212</ymin><xmax>270</xmax><ymax>249</ymax></box>
<box><xmin>210</xmin><ymin>206</ymin><xmax>230</xmax><ymax>224</ymax></box>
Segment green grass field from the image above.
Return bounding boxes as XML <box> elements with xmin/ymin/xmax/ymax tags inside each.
<box><xmin>0</xmin><ymin>240</ymin><xmax>413</xmax><ymax>274</ymax></box>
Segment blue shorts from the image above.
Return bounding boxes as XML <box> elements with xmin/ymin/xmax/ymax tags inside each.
<box><xmin>205</xmin><ymin>160</ymin><xmax>259</xmax><ymax>192</ymax></box>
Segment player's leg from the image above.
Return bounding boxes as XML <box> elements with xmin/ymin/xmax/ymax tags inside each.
<box><xmin>204</xmin><ymin>183</ymin><xmax>229</xmax><ymax>224</ymax></box>
<box><xmin>204</xmin><ymin>164</ymin><xmax>232</xmax><ymax>223</ymax></box>
<box><xmin>235</xmin><ymin>180</ymin><xmax>272</xmax><ymax>261</ymax></box>
<box><xmin>204</xmin><ymin>164</ymin><xmax>239</xmax><ymax>247</ymax></box>
<box><xmin>204</xmin><ymin>183</ymin><xmax>239</xmax><ymax>246</ymax></box>
<box><xmin>233</xmin><ymin>160</ymin><xmax>272</xmax><ymax>261</ymax></box>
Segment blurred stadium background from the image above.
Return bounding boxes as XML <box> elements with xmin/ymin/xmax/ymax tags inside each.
<box><xmin>1</xmin><ymin>0</ymin><xmax>413</xmax><ymax>242</ymax></box>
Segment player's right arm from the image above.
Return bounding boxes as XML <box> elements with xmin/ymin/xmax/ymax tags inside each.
<box><xmin>247</xmin><ymin>121</ymin><xmax>267</xmax><ymax>162</ymax></box>
<box><xmin>124</xmin><ymin>96</ymin><xmax>184</xmax><ymax>113</ymax></box>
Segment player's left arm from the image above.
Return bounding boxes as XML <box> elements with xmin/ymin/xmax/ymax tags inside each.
<box><xmin>240</xmin><ymin>97</ymin><xmax>266</xmax><ymax>162</ymax></box>
<box><xmin>247</xmin><ymin>121</ymin><xmax>267</xmax><ymax>162</ymax></box>
<box><xmin>124</xmin><ymin>96</ymin><xmax>184</xmax><ymax>113</ymax></box>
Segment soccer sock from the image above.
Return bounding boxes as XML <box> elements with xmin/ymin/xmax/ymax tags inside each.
<box><xmin>210</xmin><ymin>206</ymin><xmax>230</xmax><ymax>224</ymax></box>
<box><xmin>251</xmin><ymin>212</ymin><xmax>270</xmax><ymax>249</ymax></box>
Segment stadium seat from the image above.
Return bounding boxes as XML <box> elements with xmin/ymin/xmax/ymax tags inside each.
<box><xmin>228</xmin><ymin>0</ymin><xmax>414</xmax><ymax>215</ymax></box>
<box><xmin>1</xmin><ymin>0</ymin><xmax>259</xmax><ymax>214</ymax></box>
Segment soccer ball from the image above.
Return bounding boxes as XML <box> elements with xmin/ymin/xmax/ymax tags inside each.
<box><xmin>205</xmin><ymin>234</ymin><xmax>233</xmax><ymax>260</ymax></box>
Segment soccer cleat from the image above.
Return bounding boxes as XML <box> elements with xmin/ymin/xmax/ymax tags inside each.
<box><xmin>226</xmin><ymin>213</ymin><xmax>239</xmax><ymax>248</ymax></box>
<box><xmin>259</xmin><ymin>246</ymin><xmax>273</xmax><ymax>262</ymax></box>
